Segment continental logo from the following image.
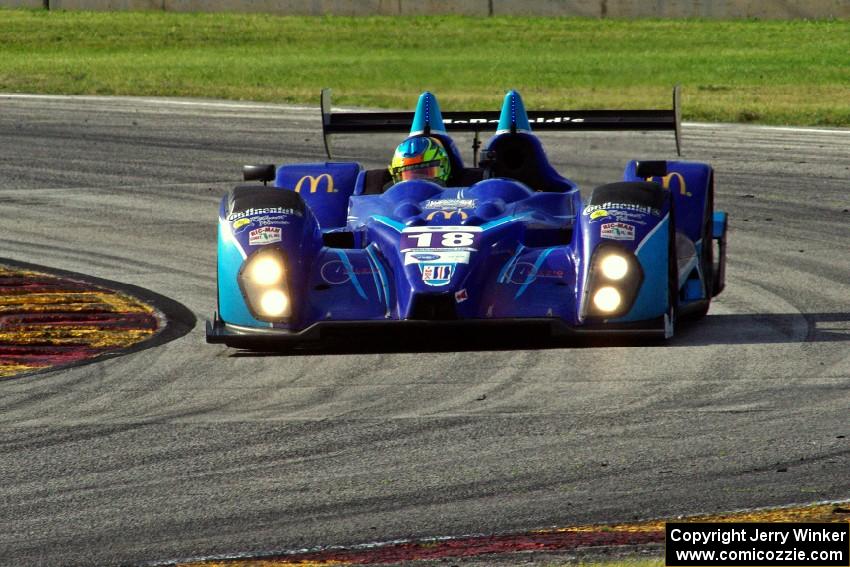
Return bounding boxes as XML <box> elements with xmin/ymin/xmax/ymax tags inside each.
<box><xmin>426</xmin><ymin>209</ymin><xmax>468</xmax><ymax>221</ymax></box>
<box><xmin>227</xmin><ymin>207</ymin><xmax>303</xmax><ymax>222</ymax></box>
<box><xmin>647</xmin><ymin>172</ymin><xmax>692</xmax><ymax>197</ymax></box>
<box><xmin>583</xmin><ymin>202</ymin><xmax>660</xmax><ymax>217</ymax></box>
<box><xmin>294</xmin><ymin>173</ymin><xmax>336</xmax><ymax>193</ymax></box>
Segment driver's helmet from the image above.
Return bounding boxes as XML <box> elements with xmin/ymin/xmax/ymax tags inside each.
<box><xmin>389</xmin><ymin>136</ymin><xmax>451</xmax><ymax>184</ymax></box>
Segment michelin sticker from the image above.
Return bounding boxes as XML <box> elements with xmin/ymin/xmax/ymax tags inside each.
<box><xmin>249</xmin><ymin>226</ymin><xmax>282</xmax><ymax>245</ymax></box>
<box><xmin>404</xmin><ymin>250</ymin><xmax>471</xmax><ymax>265</ymax></box>
<box><xmin>600</xmin><ymin>222</ymin><xmax>635</xmax><ymax>241</ymax></box>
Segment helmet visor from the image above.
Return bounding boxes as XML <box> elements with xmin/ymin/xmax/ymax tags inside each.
<box><xmin>392</xmin><ymin>160</ymin><xmax>444</xmax><ymax>182</ymax></box>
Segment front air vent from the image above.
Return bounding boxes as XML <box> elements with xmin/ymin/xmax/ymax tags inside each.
<box><xmin>408</xmin><ymin>294</ymin><xmax>458</xmax><ymax>321</ymax></box>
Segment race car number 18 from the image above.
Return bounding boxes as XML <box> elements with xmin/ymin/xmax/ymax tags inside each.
<box><xmin>407</xmin><ymin>232</ymin><xmax>475</xmax><ymax>248</ymax></box>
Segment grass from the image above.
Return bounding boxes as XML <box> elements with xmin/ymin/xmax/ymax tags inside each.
<box><xmin>0</xmin><ymin>9</ymin><xmax>848</xmax><ymax>125</ymax></box>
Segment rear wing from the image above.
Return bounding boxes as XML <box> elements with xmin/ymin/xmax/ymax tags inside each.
<box><xmin>320</xmin><ymin>86</ymin><xmax>682</xmax><ymax>164</ymax></box>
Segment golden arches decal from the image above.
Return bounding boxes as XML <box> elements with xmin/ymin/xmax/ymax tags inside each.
<box><xmin>647</xmin><ymin>172</ymin><xmax>691</xmax><ymax>197</ymax></box>
<box><xmin>425</xmin><ymin>209</ymin><xmax>468</xmax><ymax>221</ymax></box>
<box><xmin>294</xmin><ymin>173</ymin><xmax>336</xmax><ymax>193</ymax></box>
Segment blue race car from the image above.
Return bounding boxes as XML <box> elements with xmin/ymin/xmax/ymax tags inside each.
<box><xmin>206</xmin><ymin>89</ymin><xmax>728</xmax><ymax>348</ymax></box>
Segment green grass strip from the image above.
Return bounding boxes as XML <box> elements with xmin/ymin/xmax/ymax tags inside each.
<box><xmin>1</xmin><ymin>10</ymin><xmax>848</xmax><ymax>125</ymax></box>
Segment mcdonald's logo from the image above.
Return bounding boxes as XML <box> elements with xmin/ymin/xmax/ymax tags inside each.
<box><xmin>294</xmin><ymin>173</ymin><xmax>336</xmax><ymax>193</ymax></box>
<box><xmin>426</xmin><ymin>209</ymin><xmax>468</xmax><ymax>221</ymax></box>
<box><xmin>647</xmin><ymin>172</ymin><xmax>691</xmax><ymax>197</ymax></box>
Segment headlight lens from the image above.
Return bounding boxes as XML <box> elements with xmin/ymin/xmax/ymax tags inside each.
<box><xmin>593</xmin><ymin>286</ymin><xmax>622</xmax><ymax>313</ymax></box>
<box><xmin>238</xmin><ymin>249</ymin><xmax>291</xmax><ymax>321</ymax></box>
<box><xmin>249</xmin><ymin>256</ymin><xmax>284</xmax><ymax>286</ymax></box>
<box><xmin>259</xmin><ymin>289</ymin><xmax>289</xmax><ymax>317</ymax></box>
<box><xmin>599</xmin><ymin>254</ymin><xmax>628</xmax><ymax>280</ymax></box>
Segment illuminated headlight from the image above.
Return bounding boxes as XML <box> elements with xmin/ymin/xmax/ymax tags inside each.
<box><xmin>259</xmin><ymin>289</ymin><xmax>289</xmax><ymax>317</ymax></box>
<box><xmin>599</xmin><ymin>254</ymin><xmax>628</xmax><ymax>280</ymax></box>
<box><xmin>238</xmin><ymin>249</ymin><xmax>291</xmax><ymax>321</ymax></box>
<box><xmin>248</xmin><ymin>256</ymin><xmax>284</xmax><ymax>286</ymax></box>
<box><xmin>593</xmin><ymin>286</ymin><xmax>622</xmax><ymax>312</ymax></box>
<box><xmin>583</xmin><ymin>244</ymin><xmax>643</xmax><ymax>320</ymax></box>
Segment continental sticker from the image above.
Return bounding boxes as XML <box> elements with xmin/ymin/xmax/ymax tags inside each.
<box><xmin>249</xmin><ymin>226</ymin><xmax>282</xmax><ymax>246</ymax></box>
<box><xmin>228</xmin><ymin>207</ymin><xmax>303</xmax><ymax>222</ymax></box>
<box><xmin>600</xmin><ymin>222</ymin><xmax>635</xmax><ymax>241</ymax></box>
<box><xmin>584</xmin><ymin>202</ymin><xmax>660</xmax><ymax>217</ymax></box>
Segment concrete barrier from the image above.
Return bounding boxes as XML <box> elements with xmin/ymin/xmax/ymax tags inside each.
<box><xmin>601</xmin><ymin>0</ymin><xmax>849</xmax><ymax>19</ymax></box>
<box><xmin>49</xmin><ymin>0</ymin><xmax>163</xmax><ymax>9</ymax></box>
<box><xmin>4</xmin><ymin>0</ymin><xmax>849</xmax><ymax>18</ymax></box>
<box><xmin>1</xmin><ymin>0</ymin><xmax>45</xmax><ymax>7</ymax></box>
<box><xmin>165</xmin><ymin>0</ymin><xmax>395</xmax><ymax>16</ymax></box>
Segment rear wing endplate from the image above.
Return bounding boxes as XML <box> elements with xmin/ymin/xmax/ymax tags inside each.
<box><xmin>320</xmin><ymin>86</ymin><xmax>682</xmax><ymax>161</ymax></box>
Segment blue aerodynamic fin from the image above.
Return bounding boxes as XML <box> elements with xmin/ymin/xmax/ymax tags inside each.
<box><xmin>409</xmin><ymin>91</ymin><xmax>448</xmax><ymax>137</ymax></box>
<box><xmin>496</xmin><ymin>90</ymin><xmax>532</xmax><ymax>135</ymax></box>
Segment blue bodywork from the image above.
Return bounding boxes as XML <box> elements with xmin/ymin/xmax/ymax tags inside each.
<box><xmin>209</xmin><ymin>90</ymin><xmax>727</xmax><ymax>345</ymax></box>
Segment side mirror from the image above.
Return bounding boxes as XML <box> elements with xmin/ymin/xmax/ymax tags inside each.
<box><xmin>635</xmin><ymin>160</ymin><xmax>668</xmax><ymax>179</ymax></box>
<box><xmin>243</xmin><ymin>164</ymin><xmax>276</xmax><ymax>184</ymax></box>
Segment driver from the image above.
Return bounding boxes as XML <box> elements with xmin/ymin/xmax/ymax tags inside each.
<box><xmin>388</xmin><ymin>136</ymin><xmax>451</xmax><ymax>185</ymax></box>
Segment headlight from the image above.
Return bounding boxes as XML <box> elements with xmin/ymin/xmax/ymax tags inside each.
<box><xmin>599</xmin><ymin>254</ymin><xmax>628</xmax><ymax>280</ymax></box>
<box><xmin>259</xmin><ymin>289</ymin><xmax>289</xmax><ymax>317</ymax></box>
<box><xmin>248</xmin><ymin>256</ymin><xmax>284</xmax><ymax>286</ymax></box>
<box><xmin>593</xmin><ymin>286</ymin><xmax>622</xmax><ymax>312</ymax></box>
<box><xmin>583</xmin><ymin>244</ymin><xmax>643</xmax><ymax>320</ymax></box>
<box><xmin>238</xmin><ymin>249</ymin><xmax>291</xmax><ymax>321</ymax></box>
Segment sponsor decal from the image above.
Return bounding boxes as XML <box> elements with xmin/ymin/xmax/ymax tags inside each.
<box><xmin>232</xmin><ymin>217</ymin><xmax>251</xmax><ymax>230</ymax></box>
<box><xmin>294</xmin><ymin>173</ymin><xmax>336</xmax><ymax>194</ymax></box>
<box><xmin>319</xmin><ymin>261</ymin><xmax>374</xmax><ymax>285</ymax></box>
<box><xmin>506</xmin><ymin>263</ymin><xmax>566</xmax><ymax>285</ymax></box>
<box><xmin>455</xmin><ymin>289</ymin><xmax>469</xmax><ymax>303</ymax></box>
<box><xmin>600</xmin><ymin>222</ymin><xmax>635</xmax><ymax>241</ymax></box>
<box><xmin>404</xmin><ymin>251</ymin><xmax>470</xmax><ymax>266</ymax></box>
<box><xmin>646</xmin><ymin>172</ymin><xmax>691</xmax><ymax>197</ymax></box>
<box><xmin>411</xmin><ymin>253</ymin><xmax>440</xmax><ymax>262</ymax></box>
<box><xmin>250</xmin><ymin>214</ymin><xmax>292</xmax><ymax>226</ymax></box>
<box><xmin>608</xmin><ymin>211</ymin><xmax>649</xmax><ymax>225</ymax></box>
<box><xmin>584</xmin><ymin>202</ymin><xmax>660</xmax><ymax>217</ymax></box>
<box><xmin>589</xmin><ymin>209</ymin><xmax>609</xmax><ymax>220</ymax></box>
<box><xmin>228</xmin><ymin>207</ymin><xmax>303</xmax><ymax>222</ymax></box>
<box><xmin>426</xmin><ymin>209</ymin><xmax>468</xmax><ymax>221</ymax></box>
<box><xmin>421</xmin><ymin>264</ymin><xmax>454</xmax><ymax>287</ymax></box>
<box><xmin>249</xmin><ymin>226</ymin><xmax>282</xmax><ymax>246</ymax></box>
<box><xmin>423</xmin><ymin>199</ymin><xmax>477</xmax><ymax>210</ymax></box>
<box><xmin>444</xmin><ymin>116</ymin><xmax>586</xmax><ymax>125</ymax></box>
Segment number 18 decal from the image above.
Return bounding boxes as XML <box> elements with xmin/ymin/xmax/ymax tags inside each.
<box><xmin>401</xmin><ymin>226</ymin><xmax>481</xmax><ymax>252</ymax></box>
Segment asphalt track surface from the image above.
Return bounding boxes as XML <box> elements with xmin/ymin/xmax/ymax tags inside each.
<box><xmin>0</xmin><ymin>95</ymin><xmax>848</xmax><ymax>567</ymax></box>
